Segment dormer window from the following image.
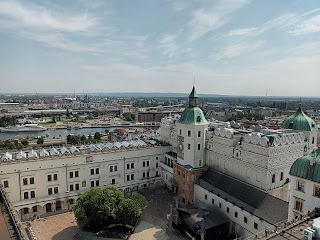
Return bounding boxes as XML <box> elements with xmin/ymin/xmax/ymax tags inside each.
<box><xmin>288</xmin><ymin>122</ymin><xmax>293</xmax><ymax>129</ymax></box>
<box><xmin>197</xmin><ymin>116</ymin><xmax>201</xmax><ymax>123</ymax></box>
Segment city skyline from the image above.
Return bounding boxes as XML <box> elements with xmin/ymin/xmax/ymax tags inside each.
<box><xmin>1</xmin><ymin>0</ymin><xmax>320</xmax><ymax>96</ymax></box>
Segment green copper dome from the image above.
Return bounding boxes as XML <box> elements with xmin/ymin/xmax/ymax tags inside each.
<box><xmin>281</xmin><ymin>105</ymin><xmax>317</xmax><ymax>131</ymax></box>
<box><xmin>178</xmin><ymin>107</ymin><xmax>208</xmax><ymax>125</ymax></box>
<box><xmin>290</xmin><ymin>149</ymin><xmax>320</xmax><ymax>183</ymax></box>
<box><xmin>178</xmin><ymin>87</ymin><xmax>208</xmax><ymax>125</ymax></box>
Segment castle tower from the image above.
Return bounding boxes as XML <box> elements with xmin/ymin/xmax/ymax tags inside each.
<box><xmin>281</xmin><ymin>104</ymin><xmax>318</xmax><ymax>153</ymax></box>
<box><xmin>173</xmin><ymin>86</ymin><xmax>208</xmax><ymax>204</ymax></box>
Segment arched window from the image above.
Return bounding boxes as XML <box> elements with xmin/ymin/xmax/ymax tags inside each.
<box><xmin>272</xmin><ymin>174</ymin><xmax>275</xmax><ymax>183</ymax></box>
<box><xmin>197</xmin><ymin>116</ymin><xmax>201</xmax><ymax>123</ymax></box>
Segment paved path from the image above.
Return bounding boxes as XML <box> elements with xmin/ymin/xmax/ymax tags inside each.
<box><xmin>0</xmin><ymin>202</ymin><xmax>17</xmax><ymax>240</ymax></box>
<box><xmin>129</xmin><ymin>187</ymin><xmax>186</xmax><ymax>240</ymax></box>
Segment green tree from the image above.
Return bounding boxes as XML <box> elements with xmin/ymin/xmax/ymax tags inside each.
<box><xmin>37</xmin><ymin>138</ymin><xmax>44</xmax><ymax>145</ymax></box>
<box><xmin>80</xmin><ymin>135</ymin><xmax>87</xmax><ymax>142</ymax></box>
<box><xmin>52</xmin><ymin>114</ymin><xmax>56</xmax><ymax>123</ymax></box>
<box><xmin>73</xmin><ymin>114</ymin><xmax>79</xmax><ymax>121</ymax></box>
<box><xmin>115</xmin><ymin>198</ymin><xmax>140</xmax><ymax>226</ymax></box>
<box><xmin>66</xmin><ymin>109</ymin><xmax>70</xmax><ymax>118</ymax></box>
<box><xmin>123</xmin><ymin>113</ymin><xmax>133</xmax><ymax>121</ymax></box>
<box><xmin>94</xmin><ymin>132</ymin><xmax>101</xmax><ymax>140</ymax></box>
<box><xmin>21</xmin><ymin>139</ymin><xmax>29</xmax><ymax>147</ymax></box>
<box><xmin>73</xmin><ymin>186</ymin><xmax>145</xmax><ymax>230</ymax></box>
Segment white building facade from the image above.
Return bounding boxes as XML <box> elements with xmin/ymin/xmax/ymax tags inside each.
<box><xmin>288</xmin><ymin>149</ymin><xmax>320</xmax><ymax>220</ymax></box>
<box><xmin>0</xmin><ymin>141</ymin><xmax>169</xmax><ymax>221</ymax></box>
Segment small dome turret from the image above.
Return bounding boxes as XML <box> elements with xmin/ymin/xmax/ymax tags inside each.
<box><xmin>281</xmin><ymin>105</ymin><xmax>317</xmax><ymax>131</ymax></box>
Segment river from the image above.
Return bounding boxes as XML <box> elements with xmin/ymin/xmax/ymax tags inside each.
<box><xmin>0</xmin><ymin>127</ymin><xmax>158</xmax><ymax>140</ymax></box>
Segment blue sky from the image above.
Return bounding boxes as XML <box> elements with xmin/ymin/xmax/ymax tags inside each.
<box><xmin>0</xmin><ymin>0</ymin><xmax>320</xmax><ymax>96</ymax></box>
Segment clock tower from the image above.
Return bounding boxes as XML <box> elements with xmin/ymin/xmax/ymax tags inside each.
<box><xmin>173</xmin><ymin>86</ymin><xmax>208</xmax><ymax>204</ymax></box>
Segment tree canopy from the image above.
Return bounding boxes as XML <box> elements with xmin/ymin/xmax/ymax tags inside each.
<box><xmin>73</xmin><ymin>186</ymin><xmax>145</xmax><ymax>230</ymax></box>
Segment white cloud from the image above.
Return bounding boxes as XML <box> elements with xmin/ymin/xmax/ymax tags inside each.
<box><xmin>0</xmin><ymin>1</ymin><xmax>96</xmax><ymax>32</ymax></box>
<box><xmin>290</xmin><ymin>14</ymin><xmax>320</xmax><ymax>35</ymax></box>
<box><xmin>215</xmin><ymin>40</ymin><xmax>265</xmax><ymax>59</ymax></box>
<box><xmin>187</xmin><ymin>0</ymin><xmax>250</xmax><ymax>41</ymax></box>
<box><xmin>26</xmin><ymin>33</ymin><xmax>99</xmax><ymax>53</ymax></box>
<box><xmin>228</xmin><ymin>27</ymin><xmax>257</xmax><ymax>36</ymax></box>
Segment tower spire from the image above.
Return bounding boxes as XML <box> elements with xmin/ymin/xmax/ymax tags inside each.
<box><xmin>189</xmin><ymin>86</ymin><xmax>198</xmax><ymax>107</ymax></box>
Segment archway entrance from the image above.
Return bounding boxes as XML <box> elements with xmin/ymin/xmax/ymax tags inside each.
<box><xmin>45</xmin><ymin>203</ymin><xmax>52</xmax><ymax>212</ymax></box>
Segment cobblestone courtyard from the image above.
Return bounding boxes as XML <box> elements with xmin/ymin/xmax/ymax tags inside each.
<box><xmin>129</xmin><ymin>186</ymin><xmax>186</xmax><ymax>240</ymax></box>
<box><xmin>30</xmin><ymin>186</ymin><xmax>186</xmax><ymax>240</ymax></box>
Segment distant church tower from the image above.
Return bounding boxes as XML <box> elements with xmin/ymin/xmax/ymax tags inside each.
<box><xmin>173</xmin><ymin>86</ymin><xmax>208</xmax><ymax>204</ymax></box>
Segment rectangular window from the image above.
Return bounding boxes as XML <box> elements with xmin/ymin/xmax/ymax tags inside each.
<box><xmin>312</xmin><ymin>137</ymin><xmax>315</xmax><ymax>144</ymax></box>
<box><xmin>31</xmin><ymin>191</ymin><xmax>35</xmax><ymax>198</ymax></box>
<box><xmin>110</xmin><ymin>166</ymin><xmax>114</xmax><ymax>172</ymax></box>
<box><xmin>294</xmin><ymin>199</ymin><xmax>303</xmax><ymax>212</ymax></box>
<box><xmin>143</xmin><ymin>161</ymin><xmax>145</xmax><ymax>167</ymax></box>
<box><xmin>53</xmin><ymin>174</ymin><xmax>58</xmax><ymax>181</ymax></box>
<box><xmin>69</xmin><ymin>172</ymin><xmax>74</xmax><ymax>178</ymax></box>
<box><xmin>86</xmin><ymin>156</ymin><xmax>93</xmax><ymax>162</ymax></box>
<box><xmin>226</xmin><ymin>207</ymin><xmax>229</xmax><ymax>213</ymax></box>
<box><xmin>54</xmin><ymin>187</ymin><xmax>58</xmax><ymax>194</ymax></box>
<box><xmin>198</xmin><ymin>144</ymin><xmax>201</xmax><ymax>150</ymax></box>
<box><xmin>131</xmin><ymin>163</ymin><xmax>134</xmax><ymax>169</ymax></box>
<box><xmin>111</xmin><ymin>179</ymin><xmax>116</xmax><ymax>185</ymax></box>
<box><xmin>205</xmin><ymin>194</ymin><xmax>207</xmax><ymax>200</ymax></box>
<box><xmin>156</xmin><ymin>163</ymin><xmax>158</xmax><ymax>168</ymax></box>
<box><xmin>75</xmin><ymin>171</ymin><xmax>79</xmax><ymax>178</ymax></box>
<box><xmin>75</xmin><ymin>183</ymin><xmax>79</xmax><ymax>190</ymax></box>
<box><xmin>48</xmin><ymin>188</ymin><xmax>53</xmax><ymax>195</ymax></box>
<box><xmin>147</xmin><ymin>161</ymin><xmax>150</xmax><ymax>167</ymax></box>
<box><xmin>70</xmin><ymin>184</ymin><xmax>74</xmax><ymax>191</ymax></box>
<box><xmin>131</xmin><ymin>174</ymin><xmax>134</xmax><ymax>180</ymax></box>
<box><xmin>297</xmin><ymin>180</ymin><xmax>305</xmax><ymax>192</ymax></box>
<box><xmin>314</xmin><ymin>185</ymin><xmax>320</xmax><ymax>198</ymax></box>
<box><xmin>235</xmin><ymin>212</ymin><xmax>238</xmax><ymax>218</ymax></box>
<box><xmin>23</xmin><ymin>178</ymin><xmax>28</xmax><ymax>185</ymax></box>
<box><xmin>188</xmin><ymin>130</ymin><xmax>191</xmax><ymax>137</ymax></box>
<box><xmin>95</xmin><ymin>168</ymin><xmax>99</xmax><ymax>174</ymax></box>
<box><xmin>143</xmin><ymin>172</ymin><xmax>145</xmax><ymax>178</ymax></box>
<box><xmin>126</xmin><ymin>164</ymin><xmax>129</xmax><ymax>170</ymax></box>
<box><xmin>180</xmin><ymin>129</ymin><xmax>182</xmax><ymax>135</ymax></box>
<box><xmin>48</xmin><ymin>175</ymin><xmax>52</xmax><ymax>181</ymax></box>
<box><xmin>96</xmin><ymin>180</ymin><xmax>99</xmax><ymax>187</ymax></box>
<box><xmin>188</xmin><ymin>144</ymin><xmax>190</xmax><ymax>150</ymax></box>
<box><xmin>90</xmin><ymin>169</ymin><xmax>94</xmax><ymax>175</ymax></box>
<box><xmin>30</xmin><ymin>177</ymin><xmax>34</xmax><ymax>184</ymax></box>
<box><xmin>91</xmin><ymin>181</ymin><xmax>94</xmax><ymax>188</ymax></box>
<box><xmin>24</xmin><ymin>192</ymin><xmax>29</xmax><ymax>199</ymax></box>
<box><xmin>82</xmin><ymin>181</ymin><xmax>86</xmax><ymax>187</ymax></box>
<box><xmin>3</xmin><ymin>181</ymin><xmax>9</xmax><ymax>188</ymax></box>
<box><xmin>23</xmin><ymin>208</ymin><xmax>29</xmax><ymax>214</ymax></box>
<box><xmin>254</xmin><ymin>222</ymin><xmax>258</xmax><ymax>230</ymax></box>
<box><xmin>198</xmin><ymin>131</ymin><xmax>201</xmax><ymax>137</ymax></box>
<box><xmin>127</xmin><ymin>175</ymin><xmax>130</xmax><ymax>181</ymax></box>
<box><xmin>219</xmin><ymin>203</ymin><xmax>222</xmax><ymax>208</ymax></box>
<box><xmin>147</xmin><ymin>172</ymin><xmax>149</xmax><ymax>178</ymax></box>
<box><xmin>212</xmin><ymin>199</ymin><xmax>214</xmax><ymax>204</ymax></box>
<box><xmin>115</xmin><ymin>165</ymin><xmax>118</xmax><ymax>171</ymax></box>
<box><xmin>244</xmin><ymin>217</ymin><xmax>248</xmax><ymax>223</ymax></box>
